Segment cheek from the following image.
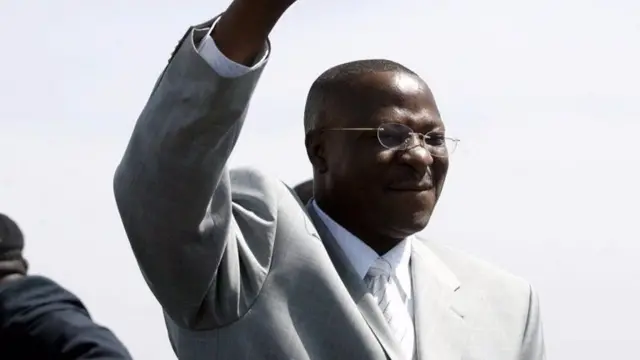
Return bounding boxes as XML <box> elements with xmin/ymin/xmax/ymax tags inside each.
<box><xmin>434</xmin><ymin>158</ymin><xmax>449</xmax><ymax>179</ymax></box>
<box><xmin>377</xmin><ymin>149</ymin><xmax>396</xmax><ymax>164</ymax></box>
<box><xmin>345</xmin><ymin>152</ymin><xmax>394</xmax><ymax>196</ymax></box>
<box><xmin>433</xmin><ymin>160</ymin><xmax>449</xmax><ymax>196</ymax></box>
<box><xmin>328</xmin><ymin>142</ymin><xmax>391</xmax><ymax>183</ymax></box>
<box><xmin>350</xmin><ymin>149</ymin><xmax>392</xmax><ymax>177</ymax></box>
<box><xmin>369</xmin><ymin>150</ymin><xmax>398</xmax><ymax>179</ymax></box>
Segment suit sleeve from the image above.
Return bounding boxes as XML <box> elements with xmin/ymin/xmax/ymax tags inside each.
<box><xmin>113</xmin><ymin>16</ymin><xmax>272</xmax><ymax>330</ymax></box>
<box><xmin>0</xmin><ymin>276</ymin><xmax>132</xmax><ymax>359</ymax></box>
<box><xmin>196</xmin><ymin>18</ymin><xmax>268</xmax><ymax>77</ymax></box>
<box><xmin>520</xmin><ymin>285</ymin><xmax>546</xmax><ymax>360</ymax></box>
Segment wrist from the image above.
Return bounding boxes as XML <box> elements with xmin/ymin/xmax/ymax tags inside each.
<box><xmin>213</xmin><ymin>0</ymin><xmax>290</xmax><ymax>65</ymax></box>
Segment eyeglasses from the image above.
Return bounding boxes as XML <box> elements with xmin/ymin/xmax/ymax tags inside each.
<box><xmin>323</xmin><ymin>123</ymin><xmax>460</xmax><ymax>157</ymax></box>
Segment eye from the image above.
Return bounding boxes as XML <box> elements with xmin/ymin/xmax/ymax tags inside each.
<box><xmin>425</xmin><ymin>133</ymin><xmax>446</xmax><ymax>146</ymax></box>
<box><xmin>378</xmin><ymin>123</ymin><xmax>413</xmax><ymax>148</ymax></box>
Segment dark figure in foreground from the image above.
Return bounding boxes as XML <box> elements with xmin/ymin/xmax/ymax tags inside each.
<box><xmin>113</xmin><ymin>0</ymin><xmax>545</xmax><ymax>359</ymax></box>
<box><xmin>0</xmin><ymin>213</ymin><xmax>132</xmax><ymax>360</ymax></box>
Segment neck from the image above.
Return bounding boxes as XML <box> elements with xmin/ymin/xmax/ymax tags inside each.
<box><xmin>315</xmin><ymin>197</ymin><xmax>402</xmax><ymax>255</ymax></box>
<box><xmin>0</xmin><ymin>259</ymin><xmax>28</xmax><ymax>281</ymax></box>
<box><xmin>0</xmin><ymin>273</ymin><xmax>25</xmax><ymax>284</ymax></box>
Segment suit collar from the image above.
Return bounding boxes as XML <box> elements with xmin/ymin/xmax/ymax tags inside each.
<box><xmin>306</xmin><ymin>203</ymin><xmax>405</xmax><ymax>360</ymax></box>
<box><xmin>304</xmin><ymin>201</ymin><xmax>470</xmax><ymax>360</ymax></box>
<box><xmin>310</xmin><ymin>200</ymin><xmax>379</xmax><ymax>278</ymax></box>
<box><xmin>411</xmin><ymin>239</ymin><xmax>469</xmax><ymax>360</ymax></box>
<box><xmin>310</xmin><ymin>200</ymin><xmax>413</xmax><ymax>293</ymax></box>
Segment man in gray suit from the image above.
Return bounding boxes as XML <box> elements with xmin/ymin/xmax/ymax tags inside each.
<box><xmin>114</xmin><ymin>0</ymin><xmax>545</xmax><ymax>359</ymax></box>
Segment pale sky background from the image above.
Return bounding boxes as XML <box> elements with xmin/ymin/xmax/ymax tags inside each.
<box><xmin>1</xmin><ymin>0</ymin><xmax>639</xmax><ymax>359</ymax></box>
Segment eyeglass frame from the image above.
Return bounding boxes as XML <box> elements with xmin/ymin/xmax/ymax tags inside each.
<box><xmin>320</xmin><ymin>122</ymin><xmax>460</xmax><ymax>157</ymax></box>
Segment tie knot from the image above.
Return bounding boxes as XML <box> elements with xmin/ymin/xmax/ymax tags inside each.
<box><xmin>367</xmin><ymin>257</ymin><xmax>393</xmax><ymax>278</ymax></box>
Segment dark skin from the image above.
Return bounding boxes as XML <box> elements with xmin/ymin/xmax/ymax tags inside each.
<box><xmin>307</xmin><ymin>71</ymin><xmax>449</xmax><ymax>254</ymax></box>
<box><xmin>0</xmin><ymin>273</ymin><xmax>24</xmax><ymax>284</ymax></box>
<box><xmin>213</xmin><ymin>0</ymin><xmax>448</xmax><ymax>254</ymax></box>
<box><xmin>213</xmin><ymin>0</ymin><xmax>296</xmax><ymax>65</ymax></box>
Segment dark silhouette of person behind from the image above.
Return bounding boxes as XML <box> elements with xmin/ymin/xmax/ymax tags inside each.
<box><xmin>0</xmin><ymin>213</ymin><xmax>132</xmax><ymax>359</ymax></box>
<box><xmin>293</xmin><ymin>179</ymin><xmax>313</xmax><ymax>204</ymax></box>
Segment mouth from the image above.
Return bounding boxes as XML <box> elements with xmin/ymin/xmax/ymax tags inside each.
<box><xmin>387</xmin><ymin>180</ymin><xmax>434</xmax><ymax>192</ymax></box>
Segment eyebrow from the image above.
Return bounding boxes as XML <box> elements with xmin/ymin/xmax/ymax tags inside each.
<box><xmin>372</xmin><ymin>118</ymin><xmax>446</xmax><ymax>132</ymax></box>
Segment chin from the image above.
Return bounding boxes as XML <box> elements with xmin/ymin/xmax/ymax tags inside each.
<box><xmin>412</xmin><ymin>211</ymin><xmax>432</xmax><ymax>230</ymax></box>
<box><xmin>386</xmin><ymin>209</ymin><xmax>432</xmax><ymax>239</ymax></box>
<box><xmin>407</xmin><ymin>192</ymin><xmax>437</xmax><ymax>217</ymax></box>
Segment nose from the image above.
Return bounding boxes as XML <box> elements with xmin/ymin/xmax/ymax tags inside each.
<box><xmin>399</xmin><ymin>141</ymin><xmax>434</xmax><ymax>176</ymax></box>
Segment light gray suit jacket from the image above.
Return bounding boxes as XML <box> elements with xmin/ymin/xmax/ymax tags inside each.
<box><xmin>114</xmin><ymin>18</ymin><xmax>545</xmax><ymax>360</ymax></box>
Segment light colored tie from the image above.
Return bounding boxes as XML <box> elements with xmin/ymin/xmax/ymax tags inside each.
<box><xmin>365</xmin><ymin>258</ymin><xmax>415</xmax><ymax>359</ymax></box>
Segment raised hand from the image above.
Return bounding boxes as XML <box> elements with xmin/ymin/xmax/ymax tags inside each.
<box><xmin>214</xmin><ymin>0</ymin><xmax>298</xmax><ymax>64</ymax></box>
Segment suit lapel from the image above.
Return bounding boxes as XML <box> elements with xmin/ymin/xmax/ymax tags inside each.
<box><xmin>305</xmin><ymin>203</ymin><xmax>404</xmax><ymax>360</ymax></box>
<box><xmin>411</xmin><ymin>240</ymin><xmax>469</xmax><ymax>360</ymax></box>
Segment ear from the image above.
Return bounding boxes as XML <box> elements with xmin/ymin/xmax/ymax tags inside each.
<box><xmin>305</xmin><ymin>131</ymin><xmax>328</xmax><ymax>174</ymax></box>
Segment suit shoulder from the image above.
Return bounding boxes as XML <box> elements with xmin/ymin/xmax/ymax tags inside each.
<box><xmin>423</xmin><ymin>240</ymin><xmax>532</xmax><ymax>296</ymax></box>
<box><xmin>0</xmin><ymin>276</ymin><xmax>84</xmax><ymax>310</ymax></box>
<box><xmin>229</xmin><ymin>167</ymin><xmax>287</xmax><ymax>194</ymax></box>
<box><xmin>228</xmin><ymin>166</ymin><xmax>295</xmax><ymax>209</ymax></box>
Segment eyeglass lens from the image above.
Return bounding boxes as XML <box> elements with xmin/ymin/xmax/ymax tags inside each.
<box><xmin>376</xmin><ymin>123</ymin><xmax>455</xmax><ymax>156</ymax></box>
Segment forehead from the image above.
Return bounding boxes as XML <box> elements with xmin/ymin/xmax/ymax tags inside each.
<box><xmin>338</xmin><ymin>71</ymin><xmax>444</xmax><ymax>130</ymax></box>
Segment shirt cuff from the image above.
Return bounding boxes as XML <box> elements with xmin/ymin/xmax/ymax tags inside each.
<box><xmin>196</xmin><ymin>18</ymin><xmax>269</xmax><ymax>78</ymax></box>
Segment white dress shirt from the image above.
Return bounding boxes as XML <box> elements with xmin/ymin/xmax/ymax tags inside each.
<box><xmin>196</xmin><ymin>19</ymin><xmax>269</xmax><ymax>77</ymax></box>
<box><xmin>194</xmin><ymin>23</ymin><xmax>416</xmax><ymax>358</ymax></box>
<box><xmin>311</xmin><ymin>201</ymin><xmax>414</xmax><ymax>315</ymax></box>
<box><xmin>312</xmin><ymin>201</ymin><xmax>415</xmax><ymax>358</ymax></box>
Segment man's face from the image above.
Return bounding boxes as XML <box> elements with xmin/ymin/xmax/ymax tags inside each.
<box><xmin>314</xmin><ymin>71</ymin><xmax>449</xmax><ymax>241</ymax></box>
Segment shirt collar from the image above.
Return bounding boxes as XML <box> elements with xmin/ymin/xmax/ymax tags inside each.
<box><xmin>311</xmin><ymin>200</ymin><xmax>413</xmax><ymax>288</ymax></box>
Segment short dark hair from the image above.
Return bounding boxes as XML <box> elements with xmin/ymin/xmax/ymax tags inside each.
<box><xmin>0</xmin><ymin>213</ymin><xmax>24</xmax><ymax>261</ymax></box>
<box><xmin>0</xmin><ymin>213</ymin><xmax>28</xmax><ymax>275</ymax></box>
<box><xmin>303</xmin><ymin>59</ymin><xmax>418</xmax><ymax>134</ymax></box>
